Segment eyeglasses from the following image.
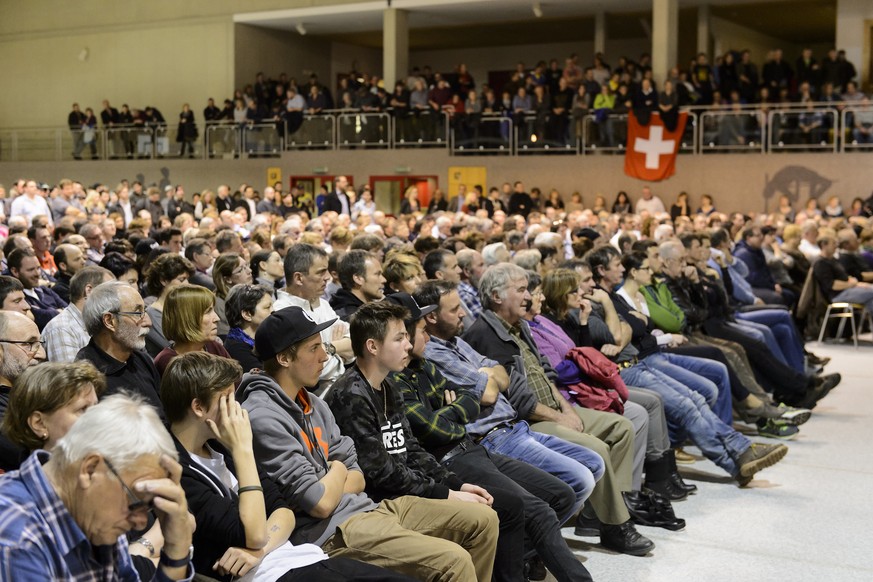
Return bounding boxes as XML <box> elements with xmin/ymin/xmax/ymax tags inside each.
<box><xmin>113</xmin><ymin>310</ymin><xmax>147</xmax><ymax>322</ymax></box>
<box><xmin>0</xmin><ymin>339</ymin><xmax>44</xmax><ymax>353</ymax></box>
<box><xmin>232</xmin><ymin>265</ymin><xmax>252</xmax><ymax>276</ymax></box>
<box><xmin>105</xmin><ymin>458</ymin><xmax>154</xmax><ymax>515</ymax></box>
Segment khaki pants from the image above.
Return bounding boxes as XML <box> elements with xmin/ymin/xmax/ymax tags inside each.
<box><xmin>531</xmin><ymin>406</ymin><xmax>635</xmax><ymax>525</ymax></box>
<box><xmin>323</xmin><ymin>495</ymin><xmax>499</xmax><ymax>582</ymax></box>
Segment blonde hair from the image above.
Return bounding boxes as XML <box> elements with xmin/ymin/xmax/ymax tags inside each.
<box><xmin>162</xmin><ymin>285</ymin><xmax>215</xmax><ymax>344</ymax></box>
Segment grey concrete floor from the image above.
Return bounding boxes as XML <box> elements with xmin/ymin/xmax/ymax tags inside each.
<box><xmin>544</xmin><ymin>342</ymin><xmax>873</xmax><ymax>582</ymax></box>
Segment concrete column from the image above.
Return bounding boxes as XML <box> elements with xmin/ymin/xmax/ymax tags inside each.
<box><xmin>697</xmin><ymin>4</ymin><xmax>710</xmax><ymax>59</ymax></box>
<box><xmin>594</xmin><ymin>11</ymin><xmax>607</xmax><ymax>56</ymax></box>
<box><xmin>651</xmin><ymin>0</ymin><xmax>678</xmax><ymax>86</ymax></box>
<box><xmin>383</xmin><ymin>8</ymin><xmax>409</xmax><ymax>90</ymax></box>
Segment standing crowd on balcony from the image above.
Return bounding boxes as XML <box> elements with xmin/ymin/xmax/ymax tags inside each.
<box><xmin>62</xmin><ymin>46</ymin><xmax>868</xmax><ymax>160</ymax></box>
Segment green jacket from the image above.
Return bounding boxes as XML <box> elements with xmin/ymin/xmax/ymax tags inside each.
<box><xmin>641</xmin><ymin>279</ymin><xmax>686</xmax><ymax>334</ymax></box>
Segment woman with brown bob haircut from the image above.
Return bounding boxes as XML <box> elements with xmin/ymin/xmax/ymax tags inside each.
<box><xmin>154</xmin><ymin>285</ymin><xmax>231</xmax><ymax>376</ymax></box>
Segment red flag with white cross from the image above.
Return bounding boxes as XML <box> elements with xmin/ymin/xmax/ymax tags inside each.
<box><xmin>624</xmin><ymin>111</ymin><xmax>688</xmax><ymax>182</ymax></box>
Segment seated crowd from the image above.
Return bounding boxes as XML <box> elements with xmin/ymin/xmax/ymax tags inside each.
<box><xmin>0</xmin><ymin>173</ymin><xmax>867</xmax><ymax>581</ymax></box>
<box><xmin>65</xmin><ymin>46</ymin><xmax>870</xmax><ymax>156</ymax></box>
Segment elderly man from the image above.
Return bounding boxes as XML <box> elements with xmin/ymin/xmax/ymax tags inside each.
<box><xmin>482</xmin><ymin>242</ymin><xmax>511</xmax><ymax>267</ymax></box>
<box><xmin>43</xmin><ymin>266</ymin><xmax>114</xmax><ymax>363</ymax></box>
<box><xmin>8</xmin><ymin>248</ymin><xmax>67</xmax><ymax>330</ymax></box>
<box><xmin>0</xmin><ymin>311</ymin><xmax>44</xmax><ymax>470</ymax></box>
<box><xmin>273</xmin><ymin>243</ymin><xmax>353</xmax><ymax>392</ymax></box>
<box><xmin>0</xmin><ymin>394</ymin><xmax>194</xmax><ymax>580</ymax></box>
<box><xmin>76</xmin><ymin>280</ymin><xmax>164</xmax><ymax>419</ymax></box>
<box><xmin>461</xmin><ymin>266</ymin><xmax>657</xmax><ymax>555</ymax></box>
<box><xmin>456</xmin><ymin>248</ymin><xmax>486</xmax><ymax>319</ymax></box>
<box><xmin>79</xmin><ymin>223</ymin><xmax>105</xmax><ymax>265</ymax></box>
<box><xmin>51</xmin><ymin>243</ymin><xmax>86</xmax><ymax>304</ymax></box>
<box><xmin>634</xmin><ymin>186</ymin><xmax>665</xmax><ymax>215</ymax></box>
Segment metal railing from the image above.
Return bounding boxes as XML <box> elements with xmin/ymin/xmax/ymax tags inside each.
<box><xmin>3</xmin><ymin>104</ymin><xmax>873</xmax><ymax>162</ymax></box>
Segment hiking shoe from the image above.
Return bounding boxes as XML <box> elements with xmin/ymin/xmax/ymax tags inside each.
<box><xmin>736</xmin><ymin>443</ymin><xmax>788</xmax><ymax>485</ymax></box>
<box><xmin>674</xmin><ymin>448</ymin><xmax>696</xmax><ymax>464</ymax></box>
<box><xmin>756</xmin><ymin>419</ymin><xmax>800</xmax><ymax>440</ymax></box>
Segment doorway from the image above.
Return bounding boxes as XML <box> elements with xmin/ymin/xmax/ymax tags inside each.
<box><xmin>369</xmin><ymin>175</ymin><xmax>438</xmax><ymax>215</ymax></box>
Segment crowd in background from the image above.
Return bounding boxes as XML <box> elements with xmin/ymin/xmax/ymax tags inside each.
<box><xmin>1</xmin><ymin>170</ymin><xmax>871</xmax><ymax>580</ymax></box>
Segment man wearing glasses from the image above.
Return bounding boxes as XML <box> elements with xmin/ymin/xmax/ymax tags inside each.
<box><xmin>0</xmin><ymin>393</ymin><xmax>194</xmax><ymax>581</ymax></box>
<box><xmin>76</xmin><ymin>281</ymin><xmax>165</xmax><ymax>420</ymax></box>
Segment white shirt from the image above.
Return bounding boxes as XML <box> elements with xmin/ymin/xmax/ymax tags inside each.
<box><xmin>635</xmin><ymin>196</ymin><xmax>666</xmax><ymax>215</ymax></box>
<box><xmin>273</xmin><ymin>290</ymin><xmax>347</xmax><ymax>383</ymax></box>
<box><xmin>43</xmin><ymin>303</ymin><xmax>89</xmax><ymax>362</ymax></box>
<box><xmin>10</xmin><ymin>194</ymin><xmax>53</xmax><ymax>226</ymax></box>
<box><xmin>799</xmin><ymin>238</ymin><xmax>821</xmax><ymax>260</ymax></box>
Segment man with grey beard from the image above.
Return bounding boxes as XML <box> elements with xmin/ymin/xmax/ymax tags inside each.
<box><xmin>0</xmin><ymin>311</ymin><xmax>44</xmax><ymax>470</ymax></box>
<box><xmin>75</xmin><ymin>280</ymin><xmax>165</xmax><ymax>421</ymax></box>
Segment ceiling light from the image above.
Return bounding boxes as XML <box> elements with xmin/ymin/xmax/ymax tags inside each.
<box><xmin>296</xmin><ymin>22</ymin><xmax>307</xmax><ymax>35</ymax></box>
<box><xmin>532</xmin><ymin>2</ymin><xmax>543</xmax><ymax>18</ymax></box>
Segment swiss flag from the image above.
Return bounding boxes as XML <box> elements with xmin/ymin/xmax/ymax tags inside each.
<box><xmin>624</xmin><ymin>111</ymin><xmax>688</xmax><ymax>182</ymax></box>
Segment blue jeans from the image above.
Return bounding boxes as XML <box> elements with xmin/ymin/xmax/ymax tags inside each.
<box><xmin>729</xmin><ymin>320</ymin><xmax>788</xmax><ymax>365</ymax></box>
<box><xmin>833</xmin><ymin>287</ymin><xmax>873</xmax><ymax>320</ymax></box>
<box><xmin>479</xmin><ymin>421</ymin><xmax>604</xmax><ymax>518</ymax></box>
<box><xmin>620</xmin><ymin>358</ymin><xmax>751</xmax><ymax>476</ymax></box>
<box><xmin>735</xmin><ymin>309</ymin><xmax>805</xmax><ymax>372</ymax></box>
<box><xmin>648</xmin><ymin>352</ymin><xmax>733</xmax><ymax>427</ymax></box>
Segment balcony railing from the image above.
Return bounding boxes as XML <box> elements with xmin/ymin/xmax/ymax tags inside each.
<box><xmin>3</xmin><ymin>103</ymin><xmax>872</xmax><ymax>162</ymax></box>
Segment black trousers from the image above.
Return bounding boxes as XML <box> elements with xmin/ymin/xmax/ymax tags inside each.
<box><xmin>279</xmin><ymin>557</ymin><xmax>417</xmax><ymax>581</ymax></box>
<box><xmin>445</xmin><ymin>445</ymin><xmax>593</xmax><ymax>582</ymax></box>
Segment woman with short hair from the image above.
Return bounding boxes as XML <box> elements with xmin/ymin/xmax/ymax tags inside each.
<box><xmin>143</xmin><ymin>253</ymin><xmax>195</xmax><ymax>357</ymax></box>
<box><xmin>224</xmin><ymin>284</ymin><xmax>273</xmax><ymax>372</ymax></box>
<box><xmin>154</xmin><ymin>285</ymin><xmax>230</xmax><ymax>376</ymax></box>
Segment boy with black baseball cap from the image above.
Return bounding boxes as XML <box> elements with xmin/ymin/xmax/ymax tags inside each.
<box><xmin>238</xmin><ymin>306</ymin><xmax>499</xmax><ymax>581</ymax></box>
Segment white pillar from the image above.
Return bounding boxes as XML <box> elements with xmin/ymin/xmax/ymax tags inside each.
<box><xmin>383</xmin><ymin>8</ymin><xmax>409</xmax><ymax>90</ymax></box>
<box><xmin>651</xmin><ymin>0</ymin><xmax>678</xmax><ymax>87</ymax></box>
<box><xmin>594</xmin><ymin>11</ymin><xmax>607</xmax><ymax>56</ymax></box>
<box><xmin>697</xmin><ymin>4</ymin><xmax>710</xmax><ymax>59</ymax></box>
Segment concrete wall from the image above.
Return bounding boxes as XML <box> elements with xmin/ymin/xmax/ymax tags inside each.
<box><xmin>836</xmin><ymin>0</ymin><xmax>872</xmax><ymax>89</ymax></box>
<box><xmin>235</xmin><ymin>24</ymin><xmax>333</xmax><ymax>89</ymax></box>
<box><xmin>3</xmin><ymin>151</ymin><xmax>868</xmax><ymax>216</ymax></box>
<box><xmin>710</xmin><ymin>17</ymin><xmax>831</xmax><ymax>66</ymax></box>
<box><xmin>331</xmin><ymin>42</ymin><xmax>382</xmax><ymax>87</ymax></box>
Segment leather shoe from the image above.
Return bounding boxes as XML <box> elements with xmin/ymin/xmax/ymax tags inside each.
<box><xmin>667</xmin><ymin>449</ymin><xmax>698</xmax><ymax>494</ymax></box>
<box><xmin>573</xmin><ymin>510</ymin><xmax>601</xmax><ymax>537</ymax></box>
<box><xmin>600</xmin><ymin>521</ymin><xmax>655</xmax><ymax>556</ymax></box>
<box><xmin>623</xmin><ymin>491</ymin><xmax>686</xmax><ymax>531</ymax></box>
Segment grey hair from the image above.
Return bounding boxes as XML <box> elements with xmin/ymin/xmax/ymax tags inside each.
<box><xmin>512</xmin><ymin>249</ymin><xmax>542</xmax><ymax>271</ymax></box>
<box><xmin>479</xmin><ymin>263</ymin><xmax>528</xmax><ymax>310</ymax></box>
<box><xmin>481</xmin><ymin>242</ymin><xmax>508</xmax><ymax>267</ymax></box>
<box><xmin>658</xmin><ymin>240</ymin><xmax>685</xmax><ymax>262</ymax></box>
<box><xmin>455</xmin><ymin>249</ymin><xmax>479</xmax><ymax>271</ymax></box>
<box><xmin>82</xmin><ymin>280</ymin><xmax>128</xmax><ymax>336</ymax></box>
<box><xmin>53</xmin><ymin>392</ymin><xmax>177</xmax><ymax>472</ymax></box>
<box><xmin>533</xmin><ymin>232</ymin><xmax>561</xmax><ymax>248</ymax></box>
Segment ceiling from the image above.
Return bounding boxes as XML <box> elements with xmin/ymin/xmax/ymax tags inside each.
<box><xmin>234</xmin><ymin>0</ymin><xmax>835</xmax><ymax>51</ymax></box>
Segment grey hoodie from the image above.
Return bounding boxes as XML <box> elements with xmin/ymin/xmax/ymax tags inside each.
<box><xmin>237</xmin><ymin>370</ymin><xmax>376</xmax><ymax>546</ymax></box>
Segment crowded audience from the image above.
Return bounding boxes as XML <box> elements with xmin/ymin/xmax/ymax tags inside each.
<box><xmin>0</xmin><ymin>168</ymin><xmax>869</xmax><ymax>581</ymax></box>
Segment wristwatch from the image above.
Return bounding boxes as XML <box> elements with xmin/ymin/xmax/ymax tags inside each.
<box><xmin>324</xmin><ymin>342</ymin><xmax>337</xmax><ymax>356</ymax></box>
<box><xmin>133</xmin><ymin>537</ymin><xmax>155</xmax><ymax>558</ymax></box>
<box><xmin>159</xmin><ymin>545</ymin><xmax>194</xmax><ymax>568</ymax></box>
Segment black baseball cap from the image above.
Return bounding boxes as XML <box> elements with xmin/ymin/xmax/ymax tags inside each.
<box><xmin>254</xmin><ymin>306</ymin><xmax>337</xmax><ymax>360</ymax></box>
<box><xmin>385</xmin><ymin>292</ymin><xmax>438</xmax><ymax>321</ymax></box>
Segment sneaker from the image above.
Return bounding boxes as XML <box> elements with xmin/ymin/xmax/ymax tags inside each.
<box><xmin>773</xmin><ymin>404</ymin><xmax>811</xmax><ymax>426</ymax></box>
<box><xmin>806</xmin><ymin>353</ymin><xmax>831</xmax><ymax>366</ymax></box>
<box><xmin>736</xmin><ymin>443</ymin><xmax>788</xmax><ymax>485</ymax></box>
<box><xmin>756</xmin><ymin>419</ymin><xmax>800</xmax><ymax>440</ymax></box>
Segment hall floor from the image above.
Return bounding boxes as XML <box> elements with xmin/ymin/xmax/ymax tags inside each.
<box><xmin>548</xmin><ymin>342</ymin><xmax>873</xmax><ymax>582</ymax></box>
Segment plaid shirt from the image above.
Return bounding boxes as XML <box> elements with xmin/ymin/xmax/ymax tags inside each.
<box><xmin>457</xmin><ymin>281</ymin><xmax>483</xmax><ymax>320</ymax></box>
<box><xmin>389</xmin><ymin>358</ymin><xmax>481</xmax><ymax>451</ymax></box>
<box><xmin>424</xmin><ymin>335</ymin><xmax>518</xmax><ymax>438</ymax></box>
<box><xmin>43</xmin><ymin>303</ymin><xmax>89</xmax><ymax>363</ymax></box>
<box><xmin>0</xmin><ymin>451</ymin><xmax>191</xmax><ymax>581</ymax></box>
<box><xmin>497</xmin><ymin>316</ymin><xmax>562</xmax><ymax>411</ymax></box>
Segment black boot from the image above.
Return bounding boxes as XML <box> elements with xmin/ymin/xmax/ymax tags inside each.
<box><xmin>644</xmin><ymin>453</ymin><xmax>688</xmax><ymax>501</ymax></box>
<box><xmin>666</xmin><ymin>449</ymin><xmax>698</xmax><ymax>494</ymax></box>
